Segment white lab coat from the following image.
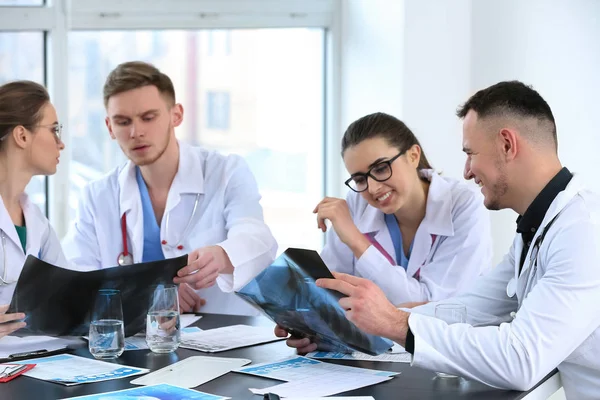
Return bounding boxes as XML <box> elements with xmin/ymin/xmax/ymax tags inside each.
<box><xmin>62</xmin><ymin>142</ymin><xmax>278</xmax><ymax>316</ymax></box>
<box><xmin>321</xmin><ymin>170</ymin><xmax>493</xmax><ymax>305</ymax></box>
<box><xmin>0</xmin><ymin>194</ymin><xmax>67</xmax><ymax>304</ymax></box>
<box><xmin>408</xmin><ymin>174</ymin><xmax>600</xmax><ymax>399</ymax></box>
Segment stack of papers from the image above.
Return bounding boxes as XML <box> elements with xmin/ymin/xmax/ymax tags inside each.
<box><xmin>0</xmin><ymin>336</ymin><xmax>83</xmax><ymax>360</ymax></box>
<box><xmin>58</xmin><ymin>383</ymin><xmax>229</xmax><ymax>399</ymax></box>
<box><xmin>180</xmin><ymin>325</ymin><xmax>283</xmax><ymax>352</ymax></box>
<box><xmin>235</xmin><ymin>356</ymin><xmax>398</xmax><ymax>397</ymax></box>
<box><xmin>11</xmin><ymin>354</ymin><xmax>148</xmax><ymax>385</ymax></box>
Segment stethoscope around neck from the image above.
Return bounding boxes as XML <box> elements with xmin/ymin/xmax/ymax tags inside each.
<box><xmin>117</xmin><ymin>193</ymin><xmax>201</xmax><ymax>266</ymax></box>
<box><xmin>506</xmin><ymin>212</ymin><xmax>562</xmax><ymax>300</ymax></box>
<box><xmin>0</xmin><ymin>232</ymin><xmax>16</xmax><ymax>286</ymax></box>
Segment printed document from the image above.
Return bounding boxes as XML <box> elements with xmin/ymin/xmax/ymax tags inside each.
<box><xmin>12</xmin><ymin>354</ymin><xmax>148</xmax><ymax>385</ymax></box>
<box><xmin>235</xmin><ymin>356</ymin><xmax>398</xmax><ymax>397</ymax></box>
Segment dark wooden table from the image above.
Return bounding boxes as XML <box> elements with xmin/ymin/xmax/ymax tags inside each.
<box><xmin>0</xmin><ymin>314</ymin><xmax>560</xmax><ymax>399</ymax></box>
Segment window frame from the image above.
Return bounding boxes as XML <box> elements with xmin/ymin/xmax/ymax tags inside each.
<box><xmin>0</xmin><ymin>0</ymin><xmax>342</xmax><ymax>240</ymax></box>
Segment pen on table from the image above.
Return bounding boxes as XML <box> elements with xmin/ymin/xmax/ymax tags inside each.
<box><xmin>8</xmin><ymin>349</ymin><xmax>48</xmax><ymax>359</ymax></box>
<box><xmin>263</xmin><ymin>393</ymin><xmax>281</xmax><ymax>400</ymax></box>
<box><xmin>6</xmin><ymin>365</ymin><xmax>27</xmax><ymax>377</ymax></box>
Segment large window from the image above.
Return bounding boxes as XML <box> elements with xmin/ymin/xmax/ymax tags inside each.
<box><xmin>68</xmin><ymin>29</ymin><xmax>325</xmax><ymax>252</ymax></box>
<box><xmin>0</xmin><ymin>31</ymin><xmax>47</xmax><ymax>214</ymax></box>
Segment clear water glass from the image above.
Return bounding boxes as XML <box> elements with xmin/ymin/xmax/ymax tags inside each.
<box><xmin>435</xmin><ymin>303</ymin><xmax>467</xmax><ymax>379</ymax></box>
<box><xmin>146</xmin><ymin>284</ymin><xmax>181</xmax><ymax>353</ymax></box>
<box><xmin>89</xmin><ymin>289</ymin><xmax>125</xmax><ymax>359</ymax></box>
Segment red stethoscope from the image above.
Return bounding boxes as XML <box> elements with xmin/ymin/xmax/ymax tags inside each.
<box><xmin>117</xmin><ymin>193</ymin><xmax>201</xmax><ymax>266</ymax></box>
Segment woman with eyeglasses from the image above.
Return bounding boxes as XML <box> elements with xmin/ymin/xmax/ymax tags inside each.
<box><xmin>0</xmin><ymin>80</ymin><xmax>66</xmax><ymax>338</ymax></box>
<box><xmin>313</xmin><ymin>112</ymin><xmax>493</xmax><ymax>307</ymax></box>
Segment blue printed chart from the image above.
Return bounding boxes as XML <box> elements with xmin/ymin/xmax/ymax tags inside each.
<box><xmin>13</xmin><ymin>354</ymin><xmax>148</xmax><ymax>386</ymax></box>
<box><xmin>57</xmin><ymin>383</ymin><xmax>229</xmax><ymax>399</ymax></box>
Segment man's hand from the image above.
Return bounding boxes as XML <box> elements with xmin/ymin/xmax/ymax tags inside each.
<box><xmin>0</xmin><ymin>304</ymin><xmax>26</xmax><ymax>339</ymax></box>
<box><xmin>274</xmin><ymin>325</ymin><xmax>317</xmax><ymax>354</ymax></box>
<box><xmin>178</xmin><ymin>283</ymin><xmax>206</xmax><ymax>313</ymax></box>
<box><xmin>313</xmin><ymin>197</ymin><xmax>370</xmax><ymax>257</ymax></box>
<box><xmin>174</xmin><ymin>246</ymin><xmax>234</xmax><ymax>290</ymax></box>
<box><xmin>316</xmin><ymin>272</ymin><xmax>410</xmax><ymax>346</ymax></box>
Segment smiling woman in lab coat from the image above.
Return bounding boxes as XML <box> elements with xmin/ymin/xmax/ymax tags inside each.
<box><xmin>0</xmin><ymin>80</ymin><xmax>67</xmax><ymax>338</ymax></box>
<box><xmin>315</xmin><ymin>112</ymin><xmax>492</xmax><ymax>306</ymax></box>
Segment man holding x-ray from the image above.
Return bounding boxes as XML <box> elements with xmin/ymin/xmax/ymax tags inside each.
<box><xmin>282</xmin><ymin>81</ymin><xmax>600</xmax><ymax>399</ymax></box>
<box><xmin>63</xmin><ymin>61</ymin><xmax>277</xmax><ymax>316</ymax></box>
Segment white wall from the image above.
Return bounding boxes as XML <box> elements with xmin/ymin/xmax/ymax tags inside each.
<box><xmin>339</xmin><ymin>0</ymin><xmax>600</xmax><ymax>266</ymax></box>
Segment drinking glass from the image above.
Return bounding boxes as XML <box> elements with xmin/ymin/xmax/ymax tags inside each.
<box><xmin>89</xmin><ymin>289</ymin><xmax>125</xmax><ymax>359</ymax></box>
<box><xmin>435</xmin><ymin>303</ymin><xmax>467</xmax><ymax>378</ymax></box>
<box><xmin>146</xmin><ymin>284</ymin><xmax>181</xmax><ymax>353</ymax></box>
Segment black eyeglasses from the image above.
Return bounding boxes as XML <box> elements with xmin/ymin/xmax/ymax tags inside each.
<box><xmin>345</xmin><ymin>150</ymin><xmax>406</xmax><ymax>193</ymax></box>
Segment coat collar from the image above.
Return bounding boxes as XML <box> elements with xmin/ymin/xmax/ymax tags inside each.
<box><xmin>0</xmin><ymin>193</ymin><xmax>45</xmax><ymax>256</ymax></box>
<box><xmin>117</xmin><ymin>141</ymin><xmax>205</xmax><ymax>215</ymax></box>
<box><xmin>355</xmin><ymin>169</ymin><xmax>455</xmax><ymax>237</ymax></box>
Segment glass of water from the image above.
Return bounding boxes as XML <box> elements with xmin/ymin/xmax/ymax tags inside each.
<box><xmin>435</xmin><ymin>303</ymin><xmax>467</xmax><ymax>378</ymax></box>
<box><xmin>146</xmin><ymin>284</ymin><xmax>181</xmax><ymax>353</ymax></box>
<box><xmin>89</xmin><ymin>289</ymin><xmax>125</xmax><ymax>359</ymax></box>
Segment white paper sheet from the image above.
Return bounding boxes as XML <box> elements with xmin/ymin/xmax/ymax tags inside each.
<box><xmin>236</xmin><ymin>356</ymin><xmax>398</xmax><ymax>397</ymax></box>
<box><xmin>180</xmin><ymin>324</ymin><xmax>283</xmax><ymax>352</ymax></box>
<box><xmin>0</xmin><ymin>336</ymin><xmax>83</xmax><ymax>359</ymax></box>
<box><xmin>124</xmin><ymin>326</ymin><xmax>202</xmax><ymax>351</ymax></box>
<box><xmin>180</xmin><ymin>314</ymin><xmax>202</xmax><ymax>328</ymax></box>
<box><xmin>130</xmin><ymin>356</ymin><xmax>251</xmax><ymax>388</ymax></box>
<box><xmin>12</xmin><ymin>354</ymin><xmax>148</xmax><ymax>385</ymax></box>
<box><xmin>306</xmin><ymin>350</ymin><xmax>411</xmax><ymax>363</ymax></box>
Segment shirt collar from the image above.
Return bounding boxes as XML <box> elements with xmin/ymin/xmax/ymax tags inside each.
<box><xmin>516</xmin><ymin>167</ymin><xmax>573</xmax><ymax>234</ymax></box>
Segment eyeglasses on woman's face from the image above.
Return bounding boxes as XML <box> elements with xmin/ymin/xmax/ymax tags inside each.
<box><xmin>345</xmin><ymin>150</ymin><xmax>406</xmax><ymax>193</ymax></box>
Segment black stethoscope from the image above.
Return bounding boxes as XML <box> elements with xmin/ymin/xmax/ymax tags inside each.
<box><xmin>117</xmin><ymin>193</ymin><xmax>201</xmax><ymax>266</ymax></box>
<box><xmin>506</xmin><ymin>212</ymin><xmax>562</xmax><ymax>300</ymax></box>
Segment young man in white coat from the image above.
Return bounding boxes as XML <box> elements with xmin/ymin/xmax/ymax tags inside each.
<box><xmin>63</xmin><ymin>61</ymin><xmax>277</xmax><ymax>316</ymax></box>
<box><xmin>283</xmin><ymin>81</ymin><xmax>600</xmax><ymax>399</ymax></box>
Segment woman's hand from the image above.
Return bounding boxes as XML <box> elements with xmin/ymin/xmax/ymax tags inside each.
<box><xmin>313</xmin><ymin>197</ymin><xmax>370</xmax><ymax>257</ymax></box>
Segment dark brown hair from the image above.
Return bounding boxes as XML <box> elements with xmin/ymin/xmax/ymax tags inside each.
<box><xmin>0</xmin><ymin>80</ymin><xmax>50</xmax><ymax>146</ymax></box>
<box><xmin>103</xmin><ymin>61</ymin><xmax>176</xmax><ymax>107</ymax></box>
<box><xmin>457</xmin><ymin>80</ymin><xmax>557</xmax><ymax>148</ymax></box>
<box><xmin>341</xmin><ymin>112</ymin><xmax>432</xmax><ymax>170</ymax></box>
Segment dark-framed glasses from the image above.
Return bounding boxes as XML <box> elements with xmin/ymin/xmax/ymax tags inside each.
<box><xmin>345</xmin><ymin>150</ymin><xmax>406</xmax><ymax>193</ymax></box>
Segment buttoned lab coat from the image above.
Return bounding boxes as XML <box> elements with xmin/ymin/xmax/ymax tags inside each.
<box><xmin>321</xmin><ymin>169</ymin><xmax>493</xmax><ymax>305</ymax></box>
<box><xmin>409</xmin><ymin>174</ymin><xmax>600</xmax><ymax>399</ymax></box>
<box><xmin>62</xmin><ymin>142</ymin><xmax>278</xmax><ymax>316</ymax></box>
<box><xmin>0</xmin><ymin>193</ymin><xmax>67</xmax><ymax>304</ymax></box>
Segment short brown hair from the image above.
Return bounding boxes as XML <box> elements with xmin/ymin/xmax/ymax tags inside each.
<box><xmin>103</xmin><ymin>61</ymin><xmax>176</xmax><ymax>107</ymax></box>
<box><xmin>0</xmin><ymin>80</ymin><xmax>50</xmax><ymax>144</ymax></box>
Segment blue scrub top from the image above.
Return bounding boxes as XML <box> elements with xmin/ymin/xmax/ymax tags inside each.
<box><xmin>384</xmin><ymin>213</ymin><xmax>413</xmax><ymax>270</ymax></box>
<box><xmin>136</xmin><ymin>167</ymin><xmax>166</xmax><ymax>263</ymax></box>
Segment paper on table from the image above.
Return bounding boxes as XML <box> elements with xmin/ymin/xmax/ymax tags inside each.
<box><xmin>249</xmin><ymin>372</ymin><xmax>391</xmax><ymax>397</ymax></box>
<box><xmin>130</xmin><ymin>356</ymin><xmax>251</xmax><ymax>388</ymax></box>
<box><xmin>11</xmin><ymin>354</ymin><xmax>148</xmax><ymax>385</ymax></box>
<box><xmin>0</xmin><ymin>336</ymin><xmax>84</xmax><ymax>360</ymax></box>
<box><xmin>306</xmin><ymin>350</ymin><xmax>411</xmax><ymax>363</ymax></box>
<box><xmin>235</xmin><ymin>356</ymin><xmax>398</xmax><ymax>381</ymax></box>
<box><xmin>180</xmin><ymin>324</ymin><xmax>283</xmax><ymax>352</ymax></box>
<box><xmin>236</xmin><ymin>356</ymin><xmax>397</xmax><ymax>397</ymax></box>
<box><xmin>180</xmin><ymin>314</ymin><xmax>202</xmax><ymax>328</ymax></box>
<box><xmin>124</xmin><ymin>326</ymin><xmax>202</xmax><ymax>351</ymax></box>
<box><xmin>58</xmin><ymin>383</ymin><xmax>229</xmax><ymax>399</ymax></box>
